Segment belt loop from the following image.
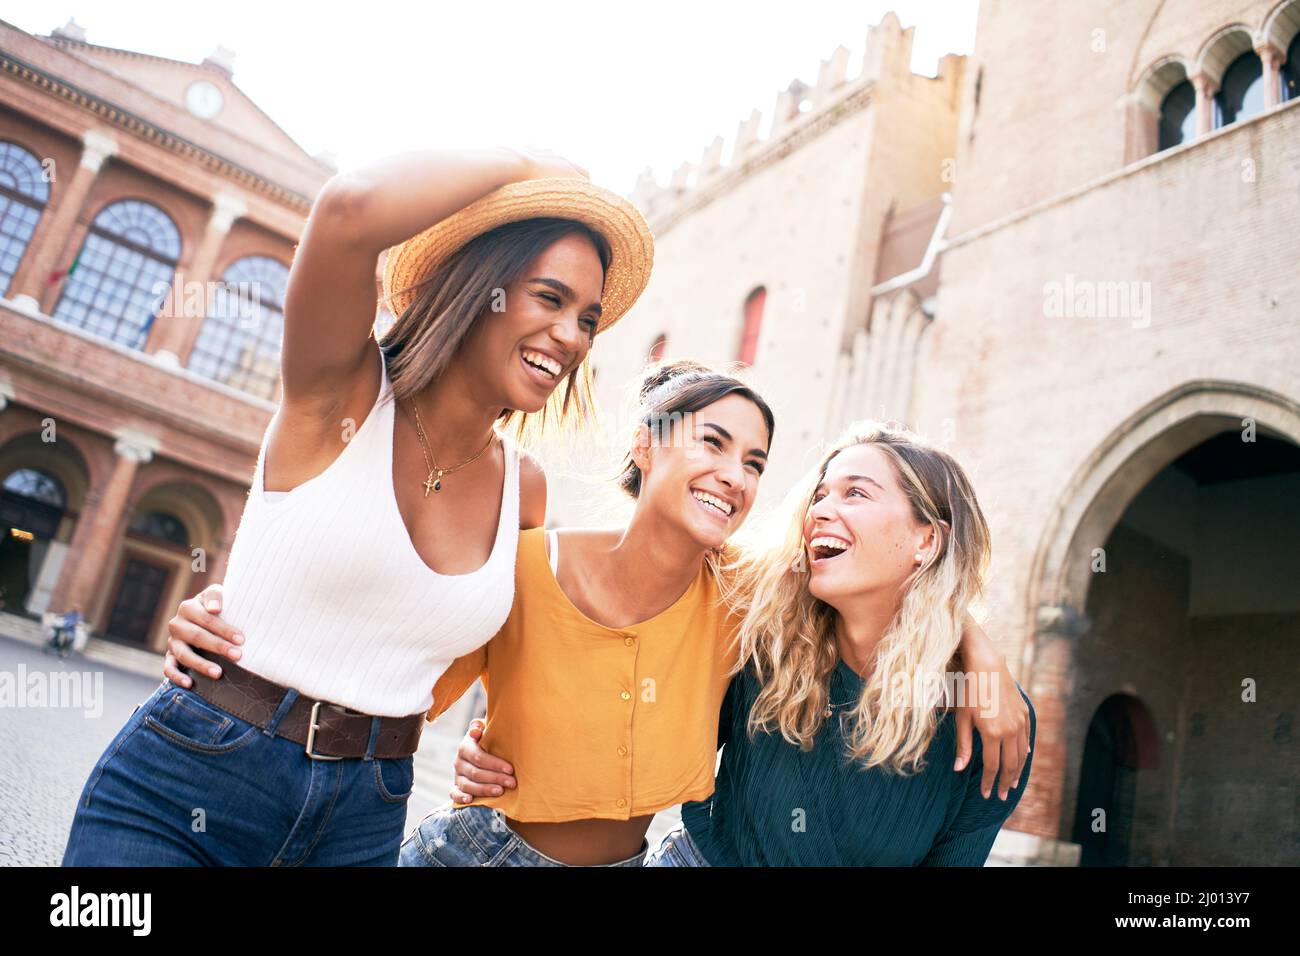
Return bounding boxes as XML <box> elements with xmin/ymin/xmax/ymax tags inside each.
<box><xmin>264</xmin><ymin>687</ymin><xmax>299</xmax><ymax>737</ymax></box>
<box><xmin>364</xmin><ymin>715</ymin><xmax>382</xmax><ymax>761</ymax></box>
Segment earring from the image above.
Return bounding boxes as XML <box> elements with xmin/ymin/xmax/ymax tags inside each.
<box><xmin>914</xmin><ymin>551</ymin><xmax>925</xmax><ymax>564</ymax></box>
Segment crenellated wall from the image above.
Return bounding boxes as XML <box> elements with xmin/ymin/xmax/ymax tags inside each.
<box><xmin>561</xmin><ymin>12</ymin><xmax>967</xmax><ymax>522</ymax></box>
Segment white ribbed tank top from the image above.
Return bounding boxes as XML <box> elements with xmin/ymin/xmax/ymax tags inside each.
<box><xmin>219</xmin><ymin>348</ymin><xmax>520</xmax><ymax>717</ymax></box>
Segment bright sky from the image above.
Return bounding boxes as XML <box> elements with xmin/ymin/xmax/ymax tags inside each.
<box><xmin>12</xmin><ymin>1</ymin><xmax>978</xmax><ymax>193</ymax></box>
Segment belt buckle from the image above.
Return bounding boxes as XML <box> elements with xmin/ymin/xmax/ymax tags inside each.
<box><xmin>305</xmin><ymin>700</ymin><xmax>344</xmax><ymax>761</ymax></box>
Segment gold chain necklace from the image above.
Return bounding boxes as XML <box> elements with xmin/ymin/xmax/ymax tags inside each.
<box><xmin>409</xmin><ymin>400</ymin><xmax>496</xmax><ymax>496</ymax></box>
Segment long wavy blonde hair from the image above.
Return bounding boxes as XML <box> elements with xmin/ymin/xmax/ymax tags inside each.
<box><xmin>719</xmin><ymin>421</ymin><xmax>991</xmax><ymax>774</ymax></box>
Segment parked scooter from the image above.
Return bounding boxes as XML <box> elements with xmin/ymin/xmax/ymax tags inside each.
<box><xmin>45</xmin><ymin>606</ymin><xmax>85</xmax><ymax>658</ymax></box>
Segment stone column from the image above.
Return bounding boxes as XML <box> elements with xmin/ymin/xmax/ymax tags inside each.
<box><xmin>7</xmin><ymin>129</ymin><xmax>118</xmax><ymax>310</ymax></box>
<box><xmin>58</xmin><ymin>432</ymin><xmax>156</xmax><ymax>627</ymax></box>
<box><xmin>1018</xmin><ymin>603</ymin><xmax>1091</xmax><ymax>842</ymax></box>
<box><xmin>1256</xmin><ymin>41</ymin><xmax>1284</xmax><ymax>110</ymax></box>
<box><xmin>1123</xmin><ymin>94</ymin><xmax>1159</xmax><ymax>163</ymax></box>
<box><xmin>1191</xmin><ymin>72</ymin><xmax>1218</xmax><ymax>137</ymax></box>
<box><xmin>145</xmin><ymin>191</ymin><xmax>246</xmax><ymax>364</ymax></box>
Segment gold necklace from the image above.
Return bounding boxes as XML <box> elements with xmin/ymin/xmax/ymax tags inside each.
<box><xmin>409</xmin><ymin>400</ymin><xmax>496</xmax><ymax>496</ymax></box>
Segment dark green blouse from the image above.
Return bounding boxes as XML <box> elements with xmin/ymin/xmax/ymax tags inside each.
<box><xmin>681</xmin><ymin>660</ymin><xmax>1036</xmax><ymax>866</ymax></box>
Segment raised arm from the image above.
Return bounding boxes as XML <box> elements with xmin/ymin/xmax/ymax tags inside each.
<box><xmin>282</xmin><ymin>148</ymin><xmax>580</xmax><ymax>405</ymax></box>
<box><xmin>266</xmin><ymin>148</ymin><xmax>587</xmax><ymax>494</ymax></box>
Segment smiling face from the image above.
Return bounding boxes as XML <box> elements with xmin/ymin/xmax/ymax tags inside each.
<box><xmin>802</xmin><ymin>443</ymin><xmax>938</xmax><ymax>610</ymax></box>
<box><xmin>455</xmin><ymin>232</ymin><xmax>606</xmax><ymax>413</ymax></box>
<box><xmin>634</xmin><ymin>393</ymin><xmax>771</xmax><ymax>550</ymax></box>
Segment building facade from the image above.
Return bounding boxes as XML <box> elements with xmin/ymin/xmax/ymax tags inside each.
<box><xmin>0</xmin><ymin>20</ymin><xmax>331</xmax><ymax>650</ymax></box>
<box><xmin>572</xmin><ymin>4</ymin><xmax>1300</xmax><ymax>865</ymax></box>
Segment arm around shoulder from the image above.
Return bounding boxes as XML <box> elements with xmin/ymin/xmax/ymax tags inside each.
<box><xmin>427</xmin><ymin>645</ymin><xmax>488</xmax><ymax>724</ymax></box>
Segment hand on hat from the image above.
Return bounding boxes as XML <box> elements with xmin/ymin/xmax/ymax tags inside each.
<box><xmin>507</xmin><ymin>146</ymin><xmax>589</xmax><ymax>183</ymax></box>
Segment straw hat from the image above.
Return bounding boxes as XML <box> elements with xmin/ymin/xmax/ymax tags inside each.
<box><xmin>382</xmin><ymin>177</ymin><xmax>654</xmax><ymax>335</ymax></box>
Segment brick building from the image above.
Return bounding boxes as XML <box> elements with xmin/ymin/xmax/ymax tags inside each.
<box><xmin>0</xmin><ymin>19</ymin><xmax>331</xmax><ymax>650</ymax></box>
<box><xmin>574</xmin><ymin>4</ymin><xmax>1300</xmax><ymax>865</ymax></box>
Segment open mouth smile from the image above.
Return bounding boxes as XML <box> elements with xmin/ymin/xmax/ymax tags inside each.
<box><xmin>691</xmin><ymin>488</ymin><xmax>735</xmax><ymax>521</ymax></box>
<box><xmin>520</xmin><ymin>347</ymin><xmax>564</xmax><ymax>385</ymax></box>
<box><xmin>808</xmin><ymin>535</ymin><xmax>851</xmax><ymax>563</ymax></box>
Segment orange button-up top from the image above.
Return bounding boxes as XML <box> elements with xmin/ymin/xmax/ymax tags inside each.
<box><xmin>427</xmin><ymin>527</ymin><xmax>740</xmax><ymax>823</ymax></box>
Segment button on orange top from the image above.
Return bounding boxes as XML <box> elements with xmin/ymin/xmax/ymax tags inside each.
<box><xmin>428</xmin><ymin>528</ymin><xmax>740</xmax><ymax>823</ymax></box>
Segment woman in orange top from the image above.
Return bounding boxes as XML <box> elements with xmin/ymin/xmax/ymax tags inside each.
<box><xmin>403</xmin><ymin>359</ymin><xmax>772</xmax><ymax>865</ymax></box>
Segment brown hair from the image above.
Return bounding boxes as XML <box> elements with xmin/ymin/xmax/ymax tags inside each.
<box><xmin>379</xmin><ymin>217</ymin><xmax>612</xmax><ymax>446</ymax></box>
<box><xmin>618</xmin><ymin>359</ymin><xmax>776</xmax><ymax>499</ymax></box>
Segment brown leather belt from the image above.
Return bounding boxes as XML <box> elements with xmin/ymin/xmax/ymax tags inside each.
<box><xmin>182</xmin><ymin>648</ymin><xmax>424</xmax><ymax>759</ymax></box>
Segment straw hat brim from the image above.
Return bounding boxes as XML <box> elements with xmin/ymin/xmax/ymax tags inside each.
<box><xmin>382</xmin><ymin>177</ymin><xmax>654</xmax><ymax>336</ymax></box>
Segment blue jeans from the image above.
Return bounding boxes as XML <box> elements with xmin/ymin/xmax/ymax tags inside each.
<box><xmin>399</xmin><ymin>804</ymin><xmax>649</xmax><ymax>867</ymax></box>
<box><xmin>644</xmin><ymin>825</ymin><xmax>712</xmax><ymax>866</ymax></box>
<box><xmin>62</xmin><ymin>681</ymin><xmax>414</xmax><ymax>866</ymax></box>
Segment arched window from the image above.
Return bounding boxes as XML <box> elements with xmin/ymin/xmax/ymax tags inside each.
<box><xmin>738</xmin><ymin>286</ymin><xmax>766</xmax><ymax>366</ymax></box>
<box><xmin>128</xmin><ymin>509</ymin><xmax>189</xmax><ymax>546</ymax></box>
<box><xmin>1214</xmin><ymin>50</ymin><xmax>1265</xmax><ymax>126</ymax></box>
<box><xmin>0</xmin><ymin>141</ymin><xmax>50</xmax><ymax>295</ymax></box>
<box><xmin>1</xmin><ymin>467</ymin><xmax>66</xmax><ymax>540</ymax></box>
<box><xmin>2</xmin><ymin>468</ymin><xmax>65</xmax><ymax>507</ymax></box>
<box><xmin>648</xmin><ymin>333</ymin><xmax>667</xmax><ymax>362</ymax></box>
<box><xmin>188</xmin><ymin>255</ymin><xmax>289</xmax><ymax>399</ymax></box>
<box><xmin>1157</xmin><ymin>80</ymin><xmax>1197</xmax><ymax>151</ymax></box>
<box><xmin>53</xmin><ymin>199</ymin><xmax>181</xmax><ymax>349</ymax></box>
<box><xmin>1284</xmin><ymin>32</ymin><xmax>1300</xmax><ymax>102</ymax></box>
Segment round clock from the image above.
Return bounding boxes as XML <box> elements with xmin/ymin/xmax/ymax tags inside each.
<box><xmin>185</xmin><ymin>80</ymin><xmax>224</xmax><ymax>119</ymax></box>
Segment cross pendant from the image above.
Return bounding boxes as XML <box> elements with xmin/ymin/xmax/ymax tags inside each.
<box><xmin>422</xmin><ymin>472</ymin><xmax>436</xmax><ymax>497</ymax></box>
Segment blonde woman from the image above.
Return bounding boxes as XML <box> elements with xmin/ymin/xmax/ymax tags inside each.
<box><xmin>645</xmin><ymin>422</ymin><xmax>1034</xmax><ymax>865</ymax></box>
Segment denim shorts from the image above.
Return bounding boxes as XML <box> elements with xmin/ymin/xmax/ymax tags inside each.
<box><xmin>644</xmin><ymin>825</ymin><xmax>712</xmax><ymax>867</ymax></box>
<box><xmin>62</xmin><ymin>680</ymin><xmax>414</xmax><ymax>866</ymax></box>
<box><xmin>400</xmin><ymin>804</ymin><xmax>648</xmax><ymax>867</ymax></box>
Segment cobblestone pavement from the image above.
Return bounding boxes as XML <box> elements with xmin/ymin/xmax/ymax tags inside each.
<box><xmin>0</xmin><ymin>633</ymin><xmax>680</xmax><ymax>866</ymax></box>
<box><xmin>0</xmin><ymin>634</ymin><xmax>160</xmax><ymax>867</ymax></box>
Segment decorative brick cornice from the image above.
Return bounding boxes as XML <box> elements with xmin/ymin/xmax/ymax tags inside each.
<box><xmin>0</xmin><ymin>48</ymin><xmax>313</xmax><ymax>213</ymax></box>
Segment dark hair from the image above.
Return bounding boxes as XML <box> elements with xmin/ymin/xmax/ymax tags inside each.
<box><xmin>380</xmin><ymin>217</ymin><xmax>612</xmax><ymax>438</ymax></box>
<box><xmin>618</xmin><ymin>359</ymin><xmax>776</xmax><ymax>498</ymax></box>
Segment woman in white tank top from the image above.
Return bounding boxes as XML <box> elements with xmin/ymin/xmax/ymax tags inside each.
<box><xmin>61</xmin><ymin>148</ymin><xmax>654</xmax><ymax>867</ymax></box>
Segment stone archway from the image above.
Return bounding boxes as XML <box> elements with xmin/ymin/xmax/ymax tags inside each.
<box><xmin>1072</xmin><ymin>694</ymin><xmax>1159</xmax><ymax>866</ymax></box>
<box><xmin>100</xmin><ymin>480</ymin><xmax>225</xmax><ymax>649</ymax></box>
<box><xmin>1028</xmin><ymin>381</ymin><xmax>1300</xmax><ymax>619</ymax></box>
<box><xmin>1023</xmin><ymin>381</ymin><xmax>1300</xmax><ymax>865</ymax></box>
<box><xmin>0</xmin><ymin>432</ymin><xmax>93</xmax><ymax>616</ymax></box>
